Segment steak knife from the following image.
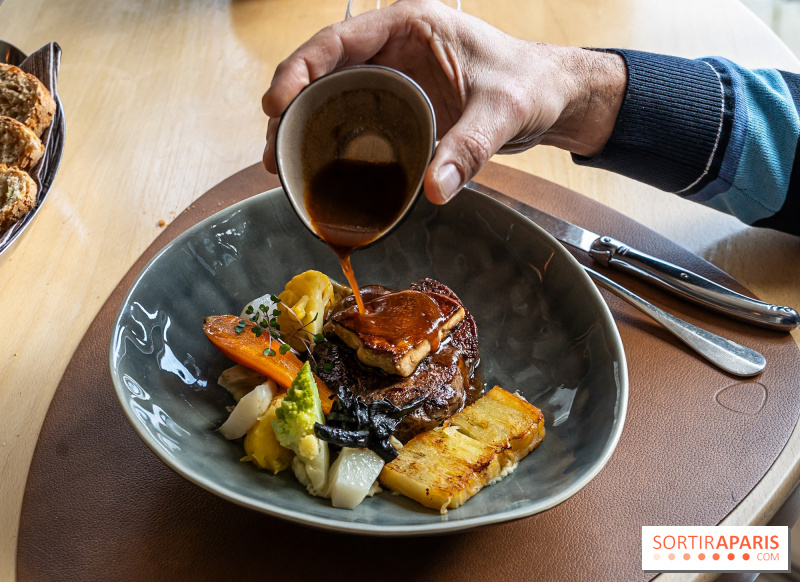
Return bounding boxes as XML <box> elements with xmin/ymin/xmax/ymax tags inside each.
<box><xmin>466</xmin><ymin>181</ymin><xmax>800</xmax><ymax>332</ymax></box>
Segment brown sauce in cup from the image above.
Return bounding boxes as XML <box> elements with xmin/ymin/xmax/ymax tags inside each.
<box><xmin>305</xmin><ymin>158</ymin><xmax>409</xmax><ymax>315</ymax></box>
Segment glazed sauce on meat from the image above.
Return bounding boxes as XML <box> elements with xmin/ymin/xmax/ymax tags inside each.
<box><xmin>334</xmin><ymin>289</ymin><xmax>448</xmax><ymax>357</ymax></box>
<box><xmin>335</xmin><ymin>285</ymin><xmax>392</xmax><ymax>311</ymax></box>
<box><xmin>305</xmin><ymin>158</ymin><xmax>409</xmax><ymax>314</ymax></box>
<box><xmin>465</xmin><ymin>360</ymin><xmax>485</xmax><ymax>406</ymax></box>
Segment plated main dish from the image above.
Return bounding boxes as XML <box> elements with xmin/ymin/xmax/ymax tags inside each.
<box><xmin>110</xmin><ymin>67</ymin><xmax>625</xmax><ymax>529</ymax></box>
<box><xmin>109</xmin><ymin>182</ymin><xmax>627</xmax><ymax>533</ymax></box>
<box><xmin>202</xmin><ymin>106</ymin><xmax>546</xmax><ymax>511</ymax></box>
<box><xmin>204</xmin><ymin>269</ymin><xmax>545</xmax><ymax>512</ymax></box>
<box><xmin>0</xmin><ymin>62</ymin><xmax>55</xmax><ymax>232</ymax></box>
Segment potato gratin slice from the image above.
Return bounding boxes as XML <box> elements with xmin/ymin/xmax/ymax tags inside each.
<box><xmin>379</xmin><ymin>387</ymin><xmax>545</xmax><ymax>512</ymax></box>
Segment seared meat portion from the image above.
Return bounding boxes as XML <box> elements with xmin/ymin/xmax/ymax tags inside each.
<box><xmin>332</xmin><ymin>289</ymin><xmax>465</xmax><ymax>377</ymax></box>
<box><xmin>315</xmin><ymin>279</ymin><xmax>479</xmax><ymax>442</ymax></box>
<box><xmin>410</xmin><ymin>278</ymin><xmax>479</xmax><ymax>364</ymax></box>
<box><xmin>314</xmin><ymin>338</ymin><xmax>468</xmax><ymax>442</ymax></box>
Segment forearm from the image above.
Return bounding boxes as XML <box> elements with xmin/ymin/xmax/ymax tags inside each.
<box><xmin>564</xmin><ymin>49</ymin><xmax>800</xmax><ymax>236</ymax></box>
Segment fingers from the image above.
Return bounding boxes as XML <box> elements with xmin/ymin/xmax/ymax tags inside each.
<box><xmin>423</xmin><ymin>101</ymin><xmax>512</xmax><ymax>204</ymax></box>
<box><xmin>261</xmin><ymin>32</ymin><xmax>345</xmax><ymax>119</ymax></box>
<box><xmin>263</xmin><ymin>117</ymin><xmax>280</xmax><ymax>174</ymax></box>
<box><xmin>262</xmin><ymin>6</ymin><xmax>411</xmax><ymax>119</ymax></box>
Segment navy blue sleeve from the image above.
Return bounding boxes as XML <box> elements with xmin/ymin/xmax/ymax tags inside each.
<box><xmin>573</xmin><ymin>50</ymin><xmax>800</xmax><ymax>236</ymax></box>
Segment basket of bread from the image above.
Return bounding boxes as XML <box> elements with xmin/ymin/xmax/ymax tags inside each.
<box><xmin>0</xmin><ymin>41</ymin><xmax>63</xmax><ymax>256</ymax></box>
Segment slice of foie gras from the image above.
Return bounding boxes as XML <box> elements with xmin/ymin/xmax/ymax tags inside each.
<box><xmin>331</xmin><ymin>289</ymin><xmax>465</xmax><ymax>377</ymax></box>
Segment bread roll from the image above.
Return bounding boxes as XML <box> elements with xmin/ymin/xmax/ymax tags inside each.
<box><xmin>0</xmin><ymin>63</ymin><xmax>56</xmax><ymax>137</ymax></box>
<box><xmin>0</xmin><ymin>164</ymin><xmax>37</xmax><ymax>231</ymax></box>
<box><xmin>0</xmin><ymin>116</ymin><xmax>44</xmax><ymax>170</ymax></box>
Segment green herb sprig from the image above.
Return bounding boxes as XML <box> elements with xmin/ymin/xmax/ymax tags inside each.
<box><xmin>242</xmin><ymin>295</ymin><xmax>330</xmax><ymax>364</ymax></box>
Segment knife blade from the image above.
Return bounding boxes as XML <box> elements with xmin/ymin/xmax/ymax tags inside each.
<box><xmin>465</xmin><ymin>181</ymin><xmax>800</xmax><ymax>332</ymax></box>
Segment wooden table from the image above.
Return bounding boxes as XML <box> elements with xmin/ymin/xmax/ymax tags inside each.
<box><xmin>1</xmin><ymin>0</ymin><xmax>799</xmax><ymax>579</ymax></box>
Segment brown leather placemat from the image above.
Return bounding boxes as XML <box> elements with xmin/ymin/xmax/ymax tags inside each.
<box><xmin>17</xmin><ymin>162</ymin><xmax>800</xmax><ymax>581</ymax></box>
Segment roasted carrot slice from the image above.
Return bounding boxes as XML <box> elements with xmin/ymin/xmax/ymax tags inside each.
<box><xmin>203</xmin><ymin>314</ymin><xmax>335</xmax><ymax>414</ymax></box>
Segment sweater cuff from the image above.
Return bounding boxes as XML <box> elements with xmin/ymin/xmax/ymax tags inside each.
<box><xmin>573</xmin><ymin>50</ymin><xmax>732</xmax><ymax>194</ymax></box>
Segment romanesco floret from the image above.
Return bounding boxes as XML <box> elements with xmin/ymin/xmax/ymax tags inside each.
<box><xmin>272</xmin><ymin>362</ymin><xmax>329</xmax><ymax>495</ymax></box>
<box><xmin>274</xmin><ymin>396</ymin><xmax>316</xmax><ymax>445</ymax></box>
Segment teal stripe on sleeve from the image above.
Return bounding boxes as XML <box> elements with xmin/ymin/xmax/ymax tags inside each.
<box><xmin>698</xmin><ymin>63</ymin><xmax>799</xmax><ymax>224</ymax></box>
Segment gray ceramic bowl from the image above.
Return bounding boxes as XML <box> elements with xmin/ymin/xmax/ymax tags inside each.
<box><xmin>109</xmin><ymin>187</ymin><xmax>628</xmax><ymax>535</ymax></box>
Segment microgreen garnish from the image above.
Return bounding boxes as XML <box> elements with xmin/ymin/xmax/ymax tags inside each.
<box><xmin>234</xmin><ymin>320</ymin><xmax>247</xmax><ymax>334</ymax></box>
<box><xmin>243</xmin><ymin>298</ymin><xmax>329</xmax><ymax>366</ymax></box>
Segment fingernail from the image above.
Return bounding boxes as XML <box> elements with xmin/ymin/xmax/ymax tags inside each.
<box><xmin>436</xmin><ymin>163</ymin><xmax>461</xmax><ymax>203</ymax></box>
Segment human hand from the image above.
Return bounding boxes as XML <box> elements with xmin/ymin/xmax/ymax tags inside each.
<box><xmin>262</xmin><ymin>0</ymin><xmax>626</xmax><ymax>204</ymax></box>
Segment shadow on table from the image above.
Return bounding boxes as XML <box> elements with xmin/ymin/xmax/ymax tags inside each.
<box><xmin>141</xmin><ymin>470</ymin><xmax>465</xmax><ymax>581</ymax></box>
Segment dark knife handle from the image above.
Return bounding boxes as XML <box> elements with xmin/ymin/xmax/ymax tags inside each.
<box><xmin>588</xmin><ymin>236</ymin><xmax>800</xmax><ymax>332</ymax></box>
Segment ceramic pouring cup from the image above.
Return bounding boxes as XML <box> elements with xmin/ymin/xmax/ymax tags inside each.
<box><xmin>274</xmin><ymin>65</ymin><xmax>436</xmax><ymax>248</ymax></box>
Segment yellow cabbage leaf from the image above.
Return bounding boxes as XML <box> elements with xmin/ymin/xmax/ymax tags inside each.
<box><xmin>276</xmin><ymin>270</ymin><xmax>334</xmax><ymax>352</ymax></box>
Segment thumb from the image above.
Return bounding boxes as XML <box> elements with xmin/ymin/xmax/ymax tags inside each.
<box><xmin>423</xmin><ymin>103</ymin><xmax>509</xmax><ymax>204</ymax></box>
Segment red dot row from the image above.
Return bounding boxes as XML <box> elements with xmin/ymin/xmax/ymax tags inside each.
<box><xmin>660</xmin><ymin>552</ymin><xmax>750</xmax><ymax>561</ymax></box>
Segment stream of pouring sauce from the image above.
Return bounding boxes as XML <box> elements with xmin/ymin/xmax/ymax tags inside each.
<box><xmin>304</xmin><ymin>156</ymin><xmax>483</xmax><ymax>403</ymax></box>
<box><xmin>305</xmin><ymin>158</ymin><xmax>410</xmax><ymax>315</ymax></box>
